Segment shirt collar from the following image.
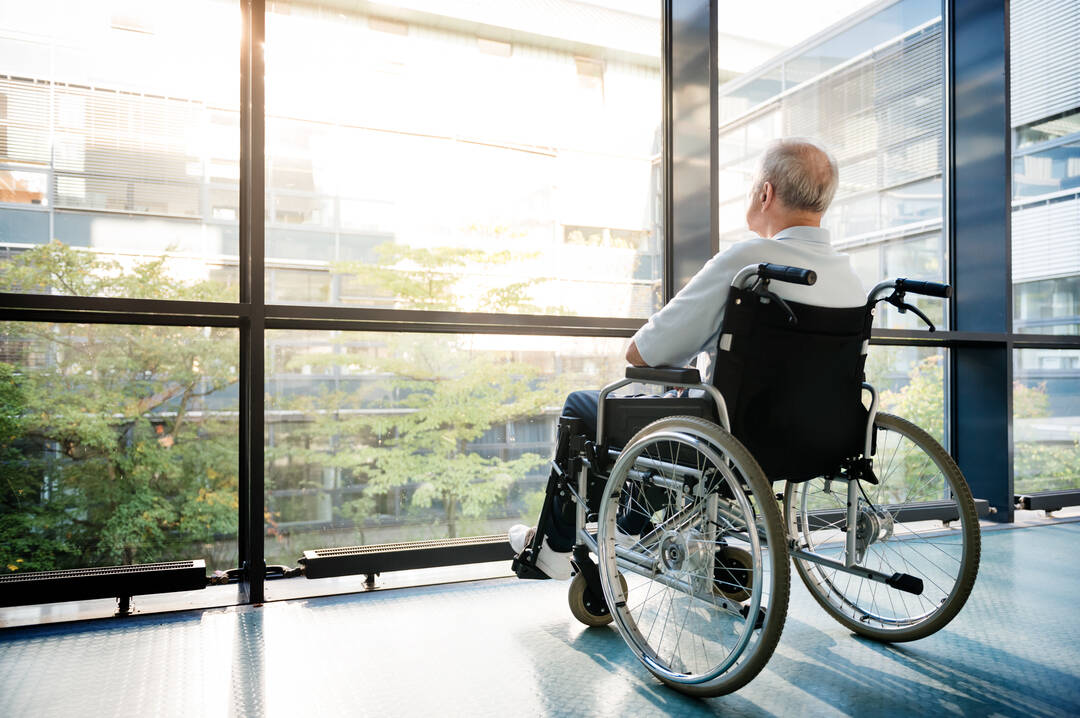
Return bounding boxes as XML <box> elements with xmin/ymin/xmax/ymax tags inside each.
<box><xmin>772</xmin><ymin>225</ymin><xmax>831</xmax><ymax>245</ymax></box>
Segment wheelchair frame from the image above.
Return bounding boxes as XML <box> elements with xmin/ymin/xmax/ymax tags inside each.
<box><xmin>512</xmin><ymin>264</ymin><xmax>979</xmax><ymax>696</ymax></box>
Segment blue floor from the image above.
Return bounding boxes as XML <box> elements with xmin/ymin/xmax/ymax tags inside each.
<box><xmin>1</xmin><ymin>523</ymin><xmax>1078</xmax><ymax>717</ymax></box>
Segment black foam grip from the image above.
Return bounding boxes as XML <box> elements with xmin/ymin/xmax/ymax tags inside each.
<box><xmin>886</xmin><ymin>572</ymin><xmax>924</xmax><ymax>596</ymax></box>
<box><xmin>758</xmin><ymin>263</ymin><xmax>816</xmax><ymax>286</ymax></box>
<box><xmin>625</xmin><ymin>366</ymin><xmax>702</xmax><ymax>384</ymax></box>
<box><xmin>896</xmin><ymin>278</ymin><xmax>951</xmax><ymax>298</ymax></box>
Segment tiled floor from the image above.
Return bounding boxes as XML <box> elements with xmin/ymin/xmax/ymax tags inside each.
<box><xmin>1</xmin><ymin>522</ymin><xmax>1078</xmax><ymax>717</ymax></box>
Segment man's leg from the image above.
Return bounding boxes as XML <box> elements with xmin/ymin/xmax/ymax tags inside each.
<box><xmin>560</xmin><ymin>390</ymin><xmax>660</xmax><ymax>540</ymax></box>
<box><xmin>539</xmin><ymin>390</ymin><xmax>599</xmax><ymax>551</ymax></box>
<box><xmin>510</xmin><ymin>390</ymin><xmax>599</xmax><ymax>579</ymax></box>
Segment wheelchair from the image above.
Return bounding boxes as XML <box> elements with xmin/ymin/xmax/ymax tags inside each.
<box><xmin>512</xmin><ymin>263</ymin><xmax>981</xmax><ymax>697</ymax></box>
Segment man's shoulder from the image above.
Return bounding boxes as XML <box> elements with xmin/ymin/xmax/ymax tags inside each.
<box><xmin>709</xmin><ymin>237</ymin><xmax>792</xmax><ymax>270</ymax></box>
<box><xmin>714</xmin><ymin>237</ymin><xmax>772</xmax><ymax>262</ymax></box>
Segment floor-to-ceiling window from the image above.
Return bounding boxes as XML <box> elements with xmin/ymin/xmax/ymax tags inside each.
<box><xmin>0</xmin><ymin>1</ymin><xmax>242</xmax><ymax>581</ymax></box>
<box><xmin>1010</xmin><ymin>0</ymin><xmax>1080</xmax><ymax>494</ymax></box>
<box><xmin>259</xmin><ymin>1</ymin><xmax>662</xmax><ymax>594</ymax></box>
<box><xmin>0</xmin><ymin>0</ymin><xmax>663</xmax><ymax>603</ymax></box>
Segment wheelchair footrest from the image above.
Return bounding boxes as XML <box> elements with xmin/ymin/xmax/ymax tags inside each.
<box><xmin>739</xmin><ymin>603</ymin><xmax>766</xmax><ymax>630</ymax></box>
<box><xmin>512</xmin><ymin>552</ymin><xmax>550</xmax><ymax>580</ymax></box>
<box><xmin>885</xmin><ymin>572</ymin><xmax>924</xmax><ymax>595</ymax></box>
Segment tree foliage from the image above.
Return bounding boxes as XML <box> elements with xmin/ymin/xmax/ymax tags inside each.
<box><xmin>269</xmin><ymin>243</ymin><xmax>562</xmax><ymax>543</ymax></box>
<box><xmin>0</xmin><ymin>242</ymin><xmax>239</xmax><ymax>572</ymax></box>
<box><xmin>874</xmin><ymin>352</ymin><xmax>1079</xmax><ymax>493</ymax></box>
<box><xmin>876</xmin><ymin>354</ymin><xmax>945</xmax><ymax>443</ymax></box>
<box><xmin>1013</xmin><ymin>379</ymin><xmax>1079</xmax><ymax>492</ymax></box>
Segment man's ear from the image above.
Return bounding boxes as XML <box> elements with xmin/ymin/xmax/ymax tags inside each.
<box><xmin>760</xmin><ymin>181</ymin><xmax>774</xmax><ymax>209</ymax></box>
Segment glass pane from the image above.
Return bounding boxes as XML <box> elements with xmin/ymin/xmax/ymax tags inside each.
<box><xmin>1014</xmin><ymin>349</ymin><xmax>1080</xmax><ymax>493</ymax></box>
<box><xmin>0</xmin><ymin>322</ymin><xmax>239</xmax><ymax>574</ymax></box>
<box><xmin>866</xmin><ymin>345</ymin><xmax>946</xmax><ymax>446</ymax></box>
<box><xmin>264</xmin><ymin>331</ymin><xmax>627</xmax><ymax>577</ymax></box>
<box><xmin>264</xmin><ymin>1</ymin><xmax>663</xmax><ymax>317</ymax></box>
<box><xmin>716</xmin><ymin>0</ymin><xmax>946</xmax><ymax>330</ymax></box>
<box><xmin>1011</xmin><ymin>1</ymin><xmax>1080</xmax><ymax>334</ymax></box>
<box><xmin>0</xmin><ymin>1</ymin><xmax>240</xmax><ymax>299</ymax></box>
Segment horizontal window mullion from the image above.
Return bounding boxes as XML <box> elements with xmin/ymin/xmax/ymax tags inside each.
<box><xmin>0</xmin><ymin>307</ymin><xmax>244</xmax><ymax>328</ymax></box>
<box><xmin>1010</xmin><ymin>334</ymin><xmax>1080</xmax><ymax>349</ymax></box>
<box><xmin>0</xmin><ymin>293</ymin><xmax>249</xmax><ymax>322</ymax></box>
<box><xmin>266</xmin><ymin>304</ymin><xmax>644</xmax><ymax>331</ymax></box>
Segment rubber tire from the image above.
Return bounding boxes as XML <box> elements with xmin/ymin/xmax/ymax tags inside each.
<box><xmin>568</xmin><ymin>571</ymin><xmax>627</xmax><ymax>627</ymax></box>
<box><xmin>787</xmin><ymin>412</ymin><xmax>981</xmax><ymax>642</ymax></box>
<box><xmin>599</xmin><ymin>415</ymin><xmax>790</xmax><ymax>698</ymax></box>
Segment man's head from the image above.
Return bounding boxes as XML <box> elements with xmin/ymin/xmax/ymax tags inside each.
<box><xmin>745</xmin><ymin>138</ymin><xmax>839</xmax><ymax>238</ymax></box>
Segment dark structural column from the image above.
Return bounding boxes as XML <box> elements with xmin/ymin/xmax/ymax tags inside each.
<box><xmin>239</xmin><ymin>0</ymin><xmax>267</xmax><ymax>602</ymax></box>
<box><xmin>666</xmin><ymin>0</ymin><xmax>717</xmax><ymax>300</ymax></box>
<box><xmin>947</xmin><ymin>0</ymin><xmax>1013</xmax><ymax>521</ymax></box>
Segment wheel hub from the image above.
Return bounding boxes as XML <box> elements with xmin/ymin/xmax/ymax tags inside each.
<box><xmin>658</xmin><ymin>529</ymin><xmax>711</xmax><ymax>575</ymax></box>
<box><xmin>659</xmin><ymin>532</ymin><xmax>687</xmax><ymax>572</ymax></box>
<box><xmin>854</xmin><ymin>502</ymin><xmax>894</xmax><ymax>562</ymax></box>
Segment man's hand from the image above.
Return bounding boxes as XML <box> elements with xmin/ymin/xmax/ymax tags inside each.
<box><xmin>625</xmin><ymin>340</ymin><xmax>647</xmax><ymax>366</ymax></box>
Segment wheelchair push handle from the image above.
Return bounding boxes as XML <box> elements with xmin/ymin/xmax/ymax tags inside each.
<box><xmin>895</xmin><ymin>278</ymin><xmax>951</xmax><ymax>298</ymax></box>
<box><xmin>868</xmin><ymin>277</ymin><xmax>952</xmax><ymax>333</ymax></box>
<box><xmin>757</xmin><ymin>263</ymin><xmax>816</xmax><ymax>286</ymax></box>
<box><xmin>732</xmin><ymin>263</ymin><xmax>816</xmax><ymax>290</ymax></box>
<box><xmin>870</xmin><ymin>277</ymin><xmax>952</xmax><ymax>302</ymax></box>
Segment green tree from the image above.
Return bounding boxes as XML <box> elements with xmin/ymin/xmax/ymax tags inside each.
<box><xmin>268</xmin><ymin>244</ymin><xmax>563</xmax><ymax>544</ymax></box>
<box><xmin>872</xmin><ymin>352</ymin><xmax>1079</xmax><ymax>494</ymax></box>
<box><xmin>1013</xmin><ymin>379</ymin><xmax>1080</xmax><ymax>493</ymax></box>
<box><xmin>0</xmin><ymin>242</ymin><xmax>239</xmax><ymax>572</ymax></box>
<box><xmin>876</xmin><ymin>353</ymin><xmax>945</xmax><ymax>443</ymax></box>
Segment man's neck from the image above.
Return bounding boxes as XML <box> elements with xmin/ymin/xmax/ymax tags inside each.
<box><xmin>762</xmin><ymin>214</ymin><xmax>822</xmax><ymax>239</ymax></box>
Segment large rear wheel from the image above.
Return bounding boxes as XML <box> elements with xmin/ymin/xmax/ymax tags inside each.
<box><xmin>597</xmin><ymin>416</ymin><xmax>790</xmax><ymax>697</ymax></box>
<box><xmin>785</xmin><ymin>412</ymin><xmax>980</xmax><ymax>642</ymax></box>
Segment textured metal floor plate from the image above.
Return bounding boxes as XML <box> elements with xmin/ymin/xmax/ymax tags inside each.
<box><xmin>1</xmin><ymin>523</ymin><xmax>1078</xmax><ymax>717</ymax></box>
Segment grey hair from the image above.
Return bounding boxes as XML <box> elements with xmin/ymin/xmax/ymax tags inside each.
<box><xmin>754</xmin><ymin>138</ymin><xmax>839</xmax><ymax>214</ymax></box>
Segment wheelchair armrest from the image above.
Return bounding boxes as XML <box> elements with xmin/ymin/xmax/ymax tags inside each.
<box><xmin>624</xmin><ymin>365</ymin><xmax>702</xmax><ymax>385</ymax></box>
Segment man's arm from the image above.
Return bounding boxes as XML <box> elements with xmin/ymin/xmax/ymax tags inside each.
<box><xmin>628</xmin><ymin>244</ymin><xmax>752</xmax><ymax>368</ymax></box>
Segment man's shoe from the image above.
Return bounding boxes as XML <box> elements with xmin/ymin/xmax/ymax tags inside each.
<box><xmin>508</xmin><ymin>524</ymin><xmax>535</xmax><ymax>554</ymax></box>
<box><xmin>508</xmin><ymin>524</ymin><xmax>573</xmax><ymax>580</ymax></box>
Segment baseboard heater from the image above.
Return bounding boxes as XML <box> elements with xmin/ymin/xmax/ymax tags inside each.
<box><xmin>0</xmin><ymin>560</ymin><xmax>207</xmax><ymax>609</ymax></box>
<box><xmin>1015</xmin><ymin>490</ymin><xmax>1080</xmax><ymax>512</ymax></box>
<box><xmin>300</xmin><ymin>535</ymin><xmax>514</xmax><ymax>580</ymax></box>
<box><xmin>801</xmin><ymin>498</ymin><xmax>991</xmax><ymax>532</ymax></box>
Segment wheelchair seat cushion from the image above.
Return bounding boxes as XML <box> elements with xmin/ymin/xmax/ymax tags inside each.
<box><xmin>602</xmin><ymin>396</ymin><xmax>718</xmax><ymax>453</ymax></box>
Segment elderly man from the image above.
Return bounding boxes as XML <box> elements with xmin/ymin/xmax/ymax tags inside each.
<box><xmin>510</xmin><ymin>138</ymin><xmax>867</xmax><ymax>579</ymax></box>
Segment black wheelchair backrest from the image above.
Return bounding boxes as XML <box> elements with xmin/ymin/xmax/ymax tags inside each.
<box><xmin>712</xmin><ymin>286</ymin><xmax>872</xmax><ymax>482</ymax></box>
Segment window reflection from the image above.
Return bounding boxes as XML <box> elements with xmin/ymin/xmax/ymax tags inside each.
<box><xmin>1013</xmin><ymin>140</ymin><xmax>1080</xmax><ymax>198</ymax></box>
<box><xmin>715</xmin><ymin>0</ymin><xmax>945</xmax><ymax>330</ymax></box>
<box><xmin>263</xmin><ymin>1</ymin><xmax>663</xmax><ymax>317</ymax></box>
<box><xmin>0</xmin><ymin>0</ymin><xmax>240</xmax><ymax>297</ymax></box>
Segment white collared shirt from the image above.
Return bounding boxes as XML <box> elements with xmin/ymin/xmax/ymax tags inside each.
<box><xmin>631</xmin><ymin>226</ymin><xmax>867</xmax><ymax>383</ymax></box>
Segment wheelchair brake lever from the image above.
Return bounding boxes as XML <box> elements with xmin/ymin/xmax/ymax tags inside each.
<box><xmin>752</xmin><ymin>279</ymin><xmax>798</xmax><ymax>325</ymax></box>
<box><xmin>884</xmin><ymin>291</ymin><xmax>936</xmax><ymax>332</ymax></box>
<box><xmin>903</xmin><ymin>302</ymin><xmax>936</xmax><ymax>332</ymax></box>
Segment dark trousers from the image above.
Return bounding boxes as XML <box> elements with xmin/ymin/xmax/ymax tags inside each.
<box><xmin>539</xmin><ymin>390</ymin><xmax>652</xmax><ymax>551</ymax></box>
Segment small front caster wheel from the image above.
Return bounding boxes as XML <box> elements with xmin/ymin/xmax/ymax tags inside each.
<box><xmin>715</xmin><ymin>546</ymin><xmax>754</xmax><ymax>602</ymax></box>
<box><xmin>568</xmin><ymin>571</ymin><xmax>627</xmax><ymax>627</ymax></box>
